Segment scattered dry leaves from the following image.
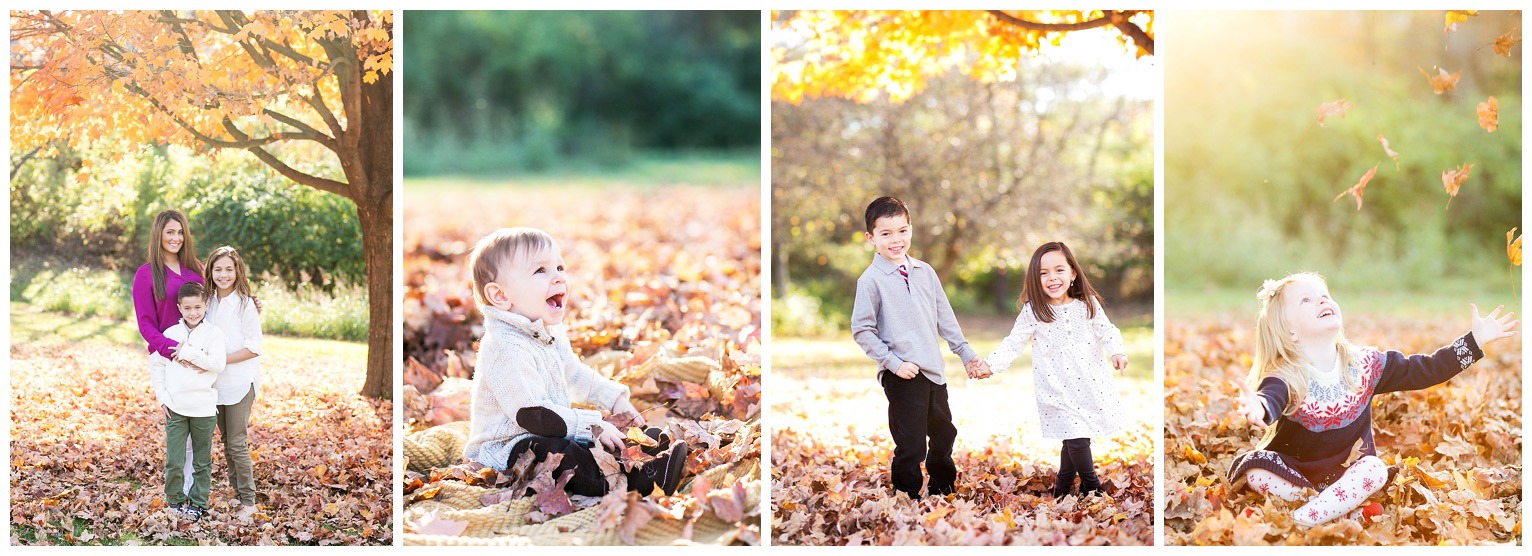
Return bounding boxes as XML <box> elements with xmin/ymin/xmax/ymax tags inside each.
<box><xmin>1314</xmin><ymin>99</ymin><xmax>1353</xmax><ymax>127</ymax></box>
<box><xmin>1376</xmin><ymin>134</ymin><xmax>1400</xmax><ymax>169</ymax></box>
<box><xmin>10</xmin><ymin>335</ymin><xmax>392</xmax><ymax>545</ymax></box>
<box><xmin>1418</xmin><ymin>66</ymin><xmax>1463</xmax><ymax>95</ymax></box>
<box><xmin>1476</xmin><ymin>97</ymin><xmax>1498</xmax><ymax>133</ymax></box>
<box><xmin>1441</xmin><ymin>163</ymin><xmax>1474</xmax><ymax>210</ymax></box>
<box><xmin>1333</xmin><ymin>163</ymin><xmax>1380</xmax><ymax>211</ymax></box>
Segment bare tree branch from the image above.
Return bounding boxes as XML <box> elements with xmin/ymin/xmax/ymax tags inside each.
<box><xmin>222</xmin><ymin>118</ymin><xmax>351</xmax><ymax>198</ymax></box>
<box><xmin>985</xmin><ymin>10</ymin><xmax>1117</xmax><ymax>32</ymax></box>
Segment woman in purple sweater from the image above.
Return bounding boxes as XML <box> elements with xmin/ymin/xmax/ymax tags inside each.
<box><xmin>131</xmin><ymin>210</ymin><xmax>205</xmax><ymax>504</ymax></box>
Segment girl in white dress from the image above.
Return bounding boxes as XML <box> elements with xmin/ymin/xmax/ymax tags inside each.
<box><xmin>983</xmin><ymin>241</ymin><xmax>1129</xmax><ymax>498</ymax></box>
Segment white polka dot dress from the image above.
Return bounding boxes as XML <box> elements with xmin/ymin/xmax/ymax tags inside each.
<box><xmin>984</xmin><ymin>298</ymin><xmax>1126</xmax><ymax>440</ymax></box>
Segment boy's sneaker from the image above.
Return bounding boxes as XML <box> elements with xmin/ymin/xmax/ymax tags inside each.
<box><xmin>183</xmin><ymin>505</ymin><xmax>207</xmax><ymax>522</ymax></box>
<box><xmin>641</xmin><ymin>441</ymin><xmax>690</xmax><ymax>496</ymax></box>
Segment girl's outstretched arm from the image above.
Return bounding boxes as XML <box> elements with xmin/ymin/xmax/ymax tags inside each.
<box><xmin>1377</xmin><ymin>304</ymin><xmax>1516</xmax><ymax>394</ymax></box>
<box><xmin>985</xmin><ymin>308</ymin><xmax>1038</xmax><ymax>374</ymax></box>
<box><xmin>1470</xmin><ymin>304</ymin><xmax>1519</xmax><ymax>347</ymax></box>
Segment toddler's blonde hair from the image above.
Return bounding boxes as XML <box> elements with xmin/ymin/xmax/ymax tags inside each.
<box><xmin>1248</xmin><ymin>272</ymin><xmax>1362</xmax><ymax>421</ymax></box>
<box><xmin>467</xmin><ymin>227</ymin><xmax>557</xmax><ymax>307</ymax></box>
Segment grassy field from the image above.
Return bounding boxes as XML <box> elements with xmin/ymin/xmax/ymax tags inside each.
<box><xmin>11</xmin><ymin>256</ymin><xmax>368</xmax><ymax>342</ymax></box>
<box><xmin>404</xmin><ymin>152</ymin><xmax>759</xmax><ymax>191</ymax></box>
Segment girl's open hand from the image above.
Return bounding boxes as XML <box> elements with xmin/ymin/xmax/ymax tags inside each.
<box><xmin>1110</xmin><ymin>354</ymin><xmax>1128</xmax><ymax>375</ymax></box>
<box><xmin>1233</xmin><ymin>380</ymin><xmax>1267</xmax><ymax>429</ymax></box>
<box><xmin>593</xmin><ymin>422</ymin><xmax>625</xmax><ymax>452</ymax></box>
<box><xmin>1470</xmin><ymin>303</ymin><xmax>1520</xmax><ymax>347</ymax></box>
<box><xmin>611</xmin><ymin>396</ymin><xmax>645</xmax><ymax>427</ymax></box>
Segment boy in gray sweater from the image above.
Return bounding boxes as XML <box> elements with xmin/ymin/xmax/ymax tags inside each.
<box><xmin>851</xmin><ymin>197</ymin><xmax>989</xmax><ymax>498</ymax></box>
<box><xmin>462</xmin><ymin>227</ymin><xmax>689</xmax><ymax>496</ymax></box>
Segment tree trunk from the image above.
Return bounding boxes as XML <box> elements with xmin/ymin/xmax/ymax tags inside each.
<box><xmin>355</xmin><ymin>56</ymin><xmax>394</xmax><ymax>400</ymax></box>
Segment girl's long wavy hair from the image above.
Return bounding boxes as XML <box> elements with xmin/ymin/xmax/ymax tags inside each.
<box><xmin>1017</xmin><ymin>241</ymin><xmax>1102</xmax><ymax>323</ymax></box>
<box><xmin>1248</xmin><ymin>273</ymin><xmax>1361</xmax><ymax>424</ymax></box>
<box><xmin>148</xmin><ymin>210</ymin><xmax>202</xmax><ymax>303</ymax></box>
<box><xmin>204</xmin><ymin>245</ymin><xmax>253</xmax><ymax>309</ymax></box>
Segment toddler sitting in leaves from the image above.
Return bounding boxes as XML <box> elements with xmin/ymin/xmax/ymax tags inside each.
<box><xmin>461</xmin><ymin>227</ymin><xmax>690</xmax><ymax>497</ymax></box>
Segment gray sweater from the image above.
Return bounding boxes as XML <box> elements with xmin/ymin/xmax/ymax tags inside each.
<box><xmin>462</xmin><ymin>305</ymin><xmax>627</xmax><ymax>470</ymax></box>
<box><xmin>851</xmin><ymin>254</ymin><xmax>978</xmax><ymax>385</ymax></box>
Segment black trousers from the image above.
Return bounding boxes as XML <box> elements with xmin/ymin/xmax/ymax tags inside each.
<box><xmin>1056</xmin><ymin>437</ymin><xmax>1101</xmax><ymax>497</ymax></box>
<box><xmin>881</xmin><ymin>372</ymin><xmax>957</xmax><ymax>498</ymax></box>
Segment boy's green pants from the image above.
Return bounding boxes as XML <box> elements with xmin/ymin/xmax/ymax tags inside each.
<box><xmin>165</xmin><ymin>408</ymin><xmax>215</xmax><ymax>508</ymax></box>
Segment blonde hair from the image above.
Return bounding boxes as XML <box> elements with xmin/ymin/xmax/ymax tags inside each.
<box><xmin>1248</xmin><ymin>272</ymin><xmax>1362</xmax><ymax>420</ymax></box>
<box><xmin>467</xmin><ymin>227</ymin><xmax>557</xmax><ymax>307</ymax></box>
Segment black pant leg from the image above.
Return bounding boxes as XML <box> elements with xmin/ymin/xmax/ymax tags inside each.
<box><xmin>924</xmin><ymin>379</ymin><xmax>958</xmax><ymax>495</ymax></box>
<box><xmin>506</xmin><ymin>436</ymin><xmax>610</xmax><ymax>497</ymax></box>
<box><xmin>1069</xmin><ymin>438</ymin><xmax>1101</xmax><ymax>495</ymax></box>
<box><xmin>882</xmin><ymin>372</ymin><xmax>932</xmax><ymax>499</ymax></box>
<box><xmin>1055</xmin><ymin>439</ymin><xmax>1078</xmax><ymax>496</ymax></box>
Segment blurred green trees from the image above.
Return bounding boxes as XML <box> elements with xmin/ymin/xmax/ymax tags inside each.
<box><xmin>1165</xmin><ymin>11</ymin><xmax>1521</xmax><ymax>296</ymax></box>
<box><xmin>403</xmin><ymin>11</ymin><xmax>761</xmax><ymax>175</ymax></box>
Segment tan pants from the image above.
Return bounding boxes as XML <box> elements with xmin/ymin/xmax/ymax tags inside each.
<box><xmin>217</xmin><ymin>385</ymin><xmax>258</xmax><ymax>505</ymax></box>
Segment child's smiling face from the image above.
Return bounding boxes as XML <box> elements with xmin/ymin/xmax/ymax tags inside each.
<box><xmin>866</xmin><ymin>213</ymin><xmax>913</xmax><ymax>263</ymax></box>
<box><xmin>178</xmin><ymin>294</ymin><xmax>207</xmax><ymax>327</ymax></box>
<box><xmin>210</xmin><ymin>256</ymin><xmax>238</xmax><ymax>295</ymax></box>
<box><xmin>1037</xmin><ymin>250</ymin><xmax>1076</xmax><ymax>304</ymax></box>
<box><xmin>1280</xmin><ymin>275</ymin><xmax>1342</xmax><ymax>340</ymax></box>
<box><xmin>487</xmin><ymin>244</ymin><xmax>568</xmax><ymax>324</ymax></box>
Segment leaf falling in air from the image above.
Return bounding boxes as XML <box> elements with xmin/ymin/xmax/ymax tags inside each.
<box><xmin>1418</xmin><ymin>66</ymin><xmax>1463</xmax><ymax>95</ymax></box>
<box><xmin>1477</xmin><ymin>97</ymin><xmax>1498</xmax><ymax>132</ymax></box>
<box><xmin>1444</xmin><ymin>10</ymin><xmax>1478</xmax><ymax>34</ymax></box>
<box><xmin>1377</xmin><ymin>134</ymin><xmax>1400</xmax><ymax>168</ymax></box>
<box><xmin>1442</xmin><ymin>163</ymin><xmax>1473</xmax><ymax>210</ymax></box>
<box><xmin>1508</xmin><ymin>228</ymin><xmax>1521</xmax><ymax>267</ymax></box>
<box><xmin>1490</xmin><ymin>31</ymin><xmax>1521</xmax><ymax>58</ymax></box>
<box><xmin>1334</xmin><ymin>163</ymin><xmax>1380</xmax><ymax>211</ymax></box>
<box><xmin>1314</xmin><ymin>99</ymin><xmax>1353</xmax><ymax>126</ymax></box>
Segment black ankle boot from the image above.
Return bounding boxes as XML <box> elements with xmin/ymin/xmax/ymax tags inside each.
<box><xmin>640</xmin><ymin>441</ymin><xmax>690</xmax><ymax>495</ymax></box>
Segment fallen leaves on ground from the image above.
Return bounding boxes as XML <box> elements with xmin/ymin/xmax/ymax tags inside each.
<box><xmin>399</xmin><ymin>184</ymin><xmax>762</xmax><ymax>545</ymax></box>
<box><xmin>771</xmin><ymin>355</ymin><xmax>1156</xmax><ymax>545</ymax></box>
<box><xmin>1163</xmin><ymin>315</ymin><xmax>1521</xmax><ymax>545</ymax></box>
<box><xmin>10</xmin><ymin>332</ymin><xmax>392</xmax><ymax>545</ymax></box>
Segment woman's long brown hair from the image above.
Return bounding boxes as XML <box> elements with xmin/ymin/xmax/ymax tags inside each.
<box><xmin>1017</xmin><ymin>241</ymin><xmax>1102</xmax><ymax>323</ymax></box>
<box><xmin>148</xmin><ymin>210</ymin><xmax>202</xmax><ymax>303</ymax></box>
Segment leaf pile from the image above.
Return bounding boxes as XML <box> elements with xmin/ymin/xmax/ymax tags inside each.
<box><xmin>771</xmin><ymin>365</ymin><xmax>1156</xmax><ymax>545</ymax></box>
<box><xmin>1163</xmin><ymin>315</ymin><xmax>1522</xmax><ymax>545</ymax></box>
<box><xmin>398</xmin><ymin>184</ymin><xmax>762</xmax><ymax>545</ymax></box>
<box><xmin>9</xmin><ymin>335</ymin><xmax>392</xmax><ymax>545</ymax></box>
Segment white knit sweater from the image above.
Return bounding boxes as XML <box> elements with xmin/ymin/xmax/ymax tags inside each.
<box><xmin>148</xmin><ymin>319</ymin><xmax>227</xmax><ymax>418</ymax></box>
<box><xmin>463</xmin><ymin>305</ymin><xmax>627</xmax><ymax>470</ymax></box>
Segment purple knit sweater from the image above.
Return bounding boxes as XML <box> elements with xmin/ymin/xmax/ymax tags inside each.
<box><xmin>132</xmin><ymin>263</ymin><xmax>204</xmax><ymax>358</ymax></box>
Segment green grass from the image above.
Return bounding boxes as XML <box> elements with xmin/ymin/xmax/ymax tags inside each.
<box><xmin>10</xmin><ymin>256</ymin><xmax>369</xmax><ymax>342</ymax></box>
<box><xmin>11</xmin><ymin>301</ymin><xmax>367</xmax><ymax>360</ymax></box>
<box><xmin>403</xmin><ymin>151</ymin><xmax>759</xmax><ymax>190</ymax></box>
<box><xmin>773</xmin><ymin>323</ymin><xmax>1155</xmax><ymax>382</ymax></box>
<box><xmin>1167</xmin><ymin>281</ymin><xmax>1522</xmax><ymax>319</ymax></box>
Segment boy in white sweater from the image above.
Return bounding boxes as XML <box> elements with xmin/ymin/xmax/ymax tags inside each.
<box><xmin>462</xmin><ymin>227</ymin><xmax>690</xmax><ymax>496</ymax></box>
<box><xmin>149</xmin><ymin>282</ymin><xmax>226</xmax><ymax>520</ymax></box>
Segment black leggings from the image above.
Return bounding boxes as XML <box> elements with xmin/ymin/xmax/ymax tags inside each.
<box><xmin>1056</xmin><ymin>438</ymin><xmax>1101</xmax><ymax>496</ymax></box>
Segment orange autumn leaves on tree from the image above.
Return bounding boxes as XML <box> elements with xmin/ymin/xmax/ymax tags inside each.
<box><xmin>771</xmin><ymin>10</ymin><xmax>1153</xmax><ymax>104</ymax></box>
<box><xmin>11</xmin><ymin>11</ymin><xmax>392</xmax><ymax>155</ymax></box>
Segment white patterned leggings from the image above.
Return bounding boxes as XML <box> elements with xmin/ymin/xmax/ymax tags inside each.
<box><xmin>1245</xmin><ymin>455</ymin><xmax>1388</xmax><ymax>527</ymax></box>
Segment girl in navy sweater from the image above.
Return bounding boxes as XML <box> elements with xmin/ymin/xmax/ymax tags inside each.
<box><xmin>1229</xmin><ymin>273</ymin><xmax>1517</xmax><ymax>527</ymax></box>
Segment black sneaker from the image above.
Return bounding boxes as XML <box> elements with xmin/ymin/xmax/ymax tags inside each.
<box><xmin>641</xmin><ymin>441</ymin><xmax>690</xmax><ymax>496</ymax></box>
<box><xmin>183</xmin><ymin>505</ymin><xmax>206</xmax><ymax>521</ymax></box>
<box><xmin>639</xmin><ymin>427</ymin><xmax>673</xmax><ymax>457</ymax></box>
